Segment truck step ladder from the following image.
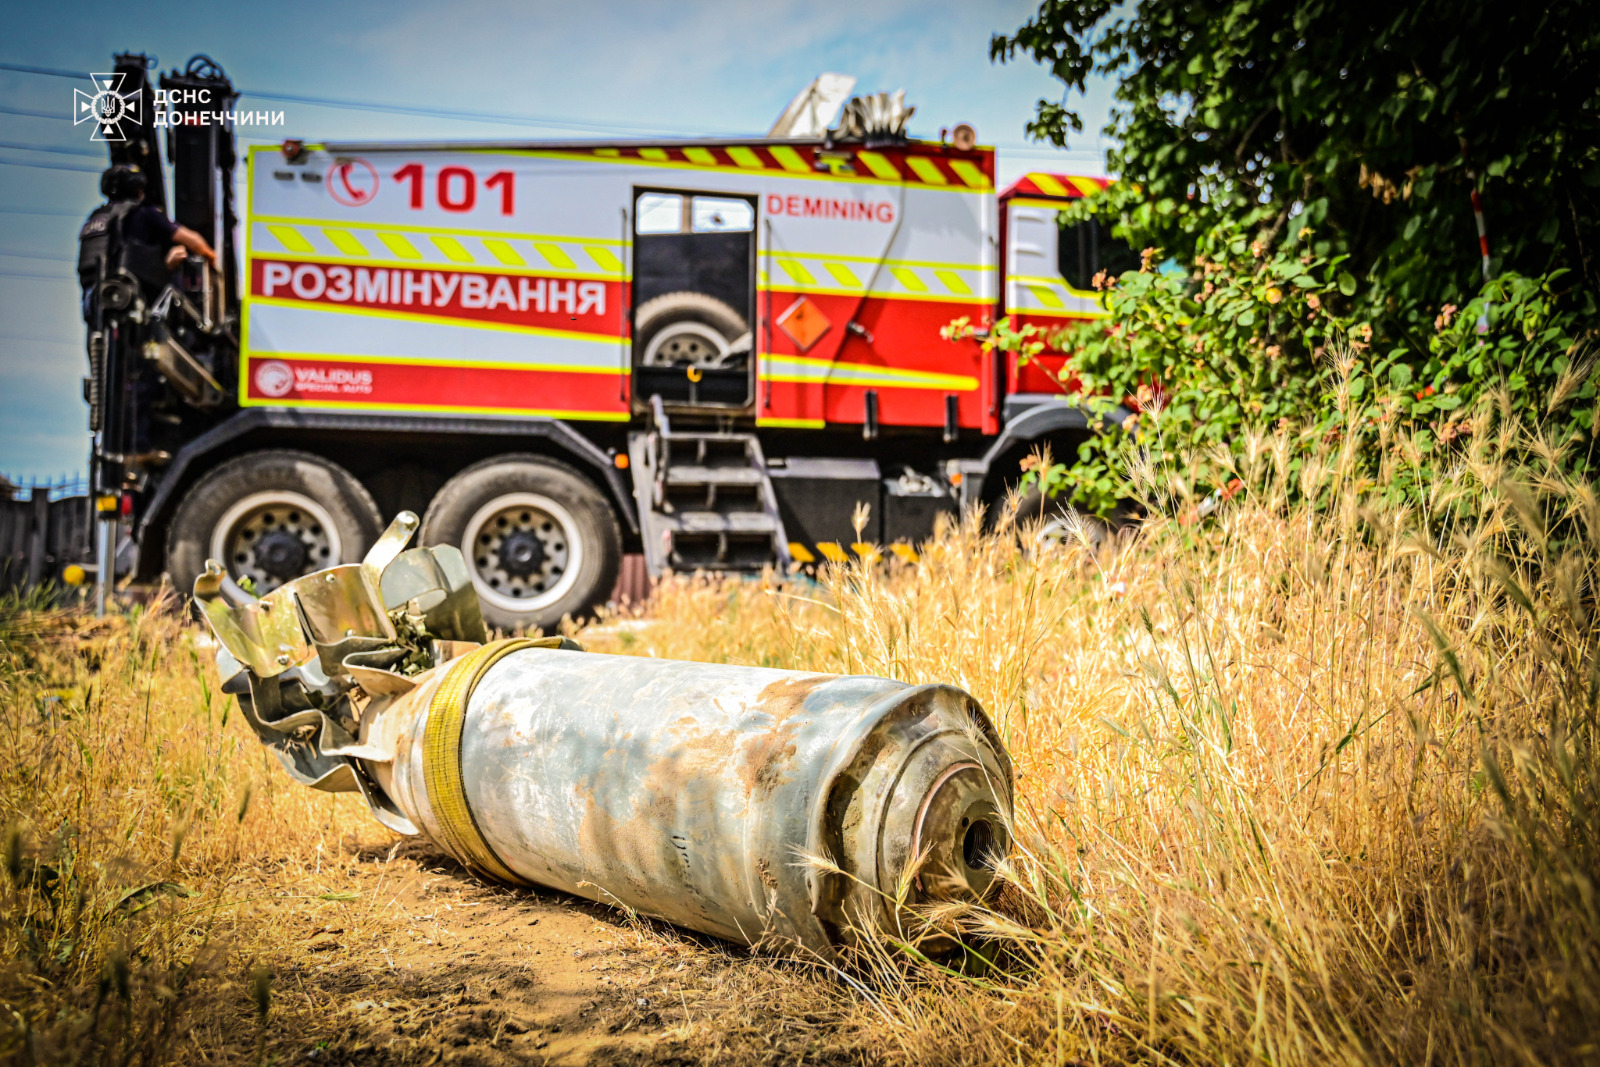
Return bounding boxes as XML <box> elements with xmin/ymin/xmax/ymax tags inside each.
<box><xmin>628</xmin><ymin>398</ymin><xmax>792</xmax><ymax>576</ymax></box>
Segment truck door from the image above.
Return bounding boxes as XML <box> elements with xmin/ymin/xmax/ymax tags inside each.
<box><xmin>630</xmin><ymin>189</ymin><xmax>757</xmax><ymax>411</ymax></box>
<box><xmin>1003</xmin><ymin>200</ymin><xmax>1136</xmax><ymax>395</ymax></box>
<box><xmin>758</xmin><ymin>181</ymin><xmax>915</xmax><ymax>431</ymax></box>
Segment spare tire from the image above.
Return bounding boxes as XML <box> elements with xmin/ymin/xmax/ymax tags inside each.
<box><xmin>635</xmin><ymin>291</ymin><xmax>749</xmax><ymax>367</ymax></box>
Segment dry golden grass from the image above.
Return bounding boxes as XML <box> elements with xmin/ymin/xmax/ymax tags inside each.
<box><xmin>584</xmin><ymin>402</ymin><xmax>1600</xmax><ymax>1065</ymax></box>
<box><xmin>4</xmin><ymin>396</ymin><xmax>1598</xmax><ymax>1064</ymax></box>
<box><xmin>0</xmin><ymin>596</ymin><xmax>386</xmax><ymax>1063</ymax></box>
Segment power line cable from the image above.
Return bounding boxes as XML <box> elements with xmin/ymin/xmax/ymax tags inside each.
<box><xmin>0</xmin><ymin>139</ymin><xmax>105</xmax><ymax>159</ymax></box>
<box><xmin>0</xmin><ymin>333</ymin><xmax>82</xmax><ymax>345</ymax></box>
<box><xmin>0</xmin><ymin>59</ymin><xmax>1115</xmax><ymax>154</ymax></box>
<box><xmin>0</xmin><ymin>156</ymin><xmax>102</xmax><ymax>175</ymax></box>
<box><xmin>237</xmin><ymin>89</ymin><xmax>702</xmax><ymax>136</ymax></box>
<box><xmin>0</xmin><ymin>269</ymin><xmax>74</xmax><ymax>281</ymax></box>
<box><xmin>0</xmin><ymin>62</ymin><xmax>85</xmax><ymax>80</ymax></box>
<box><xmin>0</xmin><ymin>250</ymin><xmax>79</xmax><ymax>264</ymax></box>
<box><xmin>0</xmin><ymin>104</ymin><xmax>72</xmax><ymax>121</ymax></box>
<box><xmin>1000</xmin><ymin>145</ymin><xmax>1107</xmax><ymax>155</ymax></box>
<box><xmin>0</xmin><ymin>207</ymin><xmax>93</xmax><ymax>216</ymax></box>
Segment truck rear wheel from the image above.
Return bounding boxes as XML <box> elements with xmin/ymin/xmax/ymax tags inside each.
<box><xmin>419</xmin><ymin>455</ymin><xmax>621</xmax><ymax>633</ymax></box>
<box><xmin>1012</xmin><ymin>487</ymin><xmax>1112</xmax><ymax>553</ymax></box>
<box><xmin>166</xmin><ymin>450</ymin><xmax>384</xmax><ymax>598</ymax></box>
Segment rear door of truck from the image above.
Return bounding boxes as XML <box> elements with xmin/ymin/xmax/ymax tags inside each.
<box><xmin>756</xmin><ymin>144</ymin><xmax>997</xmax><ymax>435</ymax></box>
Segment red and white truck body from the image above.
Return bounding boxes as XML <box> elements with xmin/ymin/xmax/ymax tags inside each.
<box><xmin>75</xmin><ymin>51</ymin><xmax>1133</xmax><ymax>632</ymax></box>
<box><xmin>241</xmin><ymin>142</ymin><xmax>1103</xmax><ymax>431</ymax></box>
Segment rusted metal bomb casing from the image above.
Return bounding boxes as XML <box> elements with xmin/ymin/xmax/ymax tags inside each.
<box><xmin>197</xmin><ymin>513</ymin><xmax>1013</xmax><ymax>957</ymax></box>
<box><xmin>371</xmin><ymin>648</ymin><xmax>1013</xmax><ymax>955</ymax></box>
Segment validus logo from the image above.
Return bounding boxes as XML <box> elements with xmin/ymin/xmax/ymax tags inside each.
<box><xmin>254</xmin><ymin>360</ymin><xmax>374</xmax><ymax>398</ymax></box>
<box><xmin>254</xmin><ymin>360</ymin><xmax>295</xmax><ymax>398</ymax></box>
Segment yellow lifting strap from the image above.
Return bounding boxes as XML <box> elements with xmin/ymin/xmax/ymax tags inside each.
<box><xmin>421</xmin><ymin>636</ymin><xmax>576</xmax><ymax>885</ymax></box>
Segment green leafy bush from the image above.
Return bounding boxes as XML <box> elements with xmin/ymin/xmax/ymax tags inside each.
<box><xmin>1412</xmin><ymin>272</ymin><xmax>1599</xmax><ymax>466</ymax></box>
<box><xmin>989</xmin><ymin>212</ymin><xmax>1597</xmax><ymax>518</ymax></box>
<box><xmin>992</xmin><ymin>0</ymin><xmax>1600</xmax><ymax>349</ymax></box>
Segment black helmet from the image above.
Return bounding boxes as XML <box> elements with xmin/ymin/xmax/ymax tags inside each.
<box><xmin>100</xmin><ymin>164</ymin><xmax>147</xmax><ymax>201</ymax></box>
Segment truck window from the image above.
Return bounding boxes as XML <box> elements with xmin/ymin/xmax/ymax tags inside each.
<box><xmin>637</xmin><ymin>193</ymin><xmax>685</xmax><ymax>234</ymax></box>
<box><xmin>637</xmin><ymin>194</ymin><xmax>755</xmax><ymax>236</ymax></box>
<box><xmin>692</xmin><ymin>197</ymin><xmax>753</xmax><ymax>233</ymax></box>
<box><xmin>631</xmin><ymin>187</ymin><xmax>758</xmax><ymax>407</ymax></box>
<box><xmin>1058</xmin><ymin>217</ymin><xmax>1140</xmax><ymax>292</ymax></box>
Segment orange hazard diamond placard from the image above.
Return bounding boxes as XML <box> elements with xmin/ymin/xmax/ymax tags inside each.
<box><xmin>776</xmin><ymin>297</ymin><xmax>831</xmax><ymax>352</ymax></box>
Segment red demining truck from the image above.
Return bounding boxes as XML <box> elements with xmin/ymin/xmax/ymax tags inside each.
<box><xmin>74</xmin><ymin>54</ymin><xmax>1133</xmax><ymax>629</ymax></box>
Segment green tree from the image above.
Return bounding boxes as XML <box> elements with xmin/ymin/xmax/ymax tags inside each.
<box><xmin>993</xmin><ymin>0</ymin><xmax>1600</xmax><ymax>349</ymax></box>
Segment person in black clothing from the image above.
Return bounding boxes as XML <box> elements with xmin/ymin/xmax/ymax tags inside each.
<box><xmin>78</xmin><ymin>164</ymin><xmax>218</xmax><ymax>309</ymax></box>
<box><xmin>79</xmin><ymin>164</ymin><xmax>222</xmax><ymax>462</ymax></box>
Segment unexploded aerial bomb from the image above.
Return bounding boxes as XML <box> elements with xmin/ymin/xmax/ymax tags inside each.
<box><xmin>197</xmin><ymin>512</ymin><xmax>1013</xmax><ymax>956</ymax></box>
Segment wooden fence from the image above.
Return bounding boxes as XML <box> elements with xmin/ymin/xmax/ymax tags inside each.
<box><xmin>1</xmin><ymin>476</ymin><xmax>94</xmax><ymax>596</ymax></box>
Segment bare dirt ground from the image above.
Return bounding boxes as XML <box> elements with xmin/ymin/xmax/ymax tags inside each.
<box><xmin>249</xmin><ymin>835</ymin><xmax>857</xmax><ymax>1067</ymax></box>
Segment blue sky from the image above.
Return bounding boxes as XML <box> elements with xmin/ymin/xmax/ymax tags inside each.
<box><xmin>0</xmin><ymin>0</ymin><xmax>1114</xmax><ymax>480</ymax></box>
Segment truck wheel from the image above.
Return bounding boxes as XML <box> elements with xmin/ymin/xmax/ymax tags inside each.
<box><xmin>1013</xmin><ymin>487</ymin><xmax>1112</xmax><ymax>552</ymax></box>
<box><xmin>420</xmin><ymin>455</ymin><xmax>621</xmax><ymax>633</ymax></box>
<box><xmin>167</xmin><ymin>450</ymin><xmax>384</xmax><ymax>598</ymax></box>
<box><xmin>636</xmin><ymin>291</ymin><xmax>749</xmax><ymax>367</ymax></box>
